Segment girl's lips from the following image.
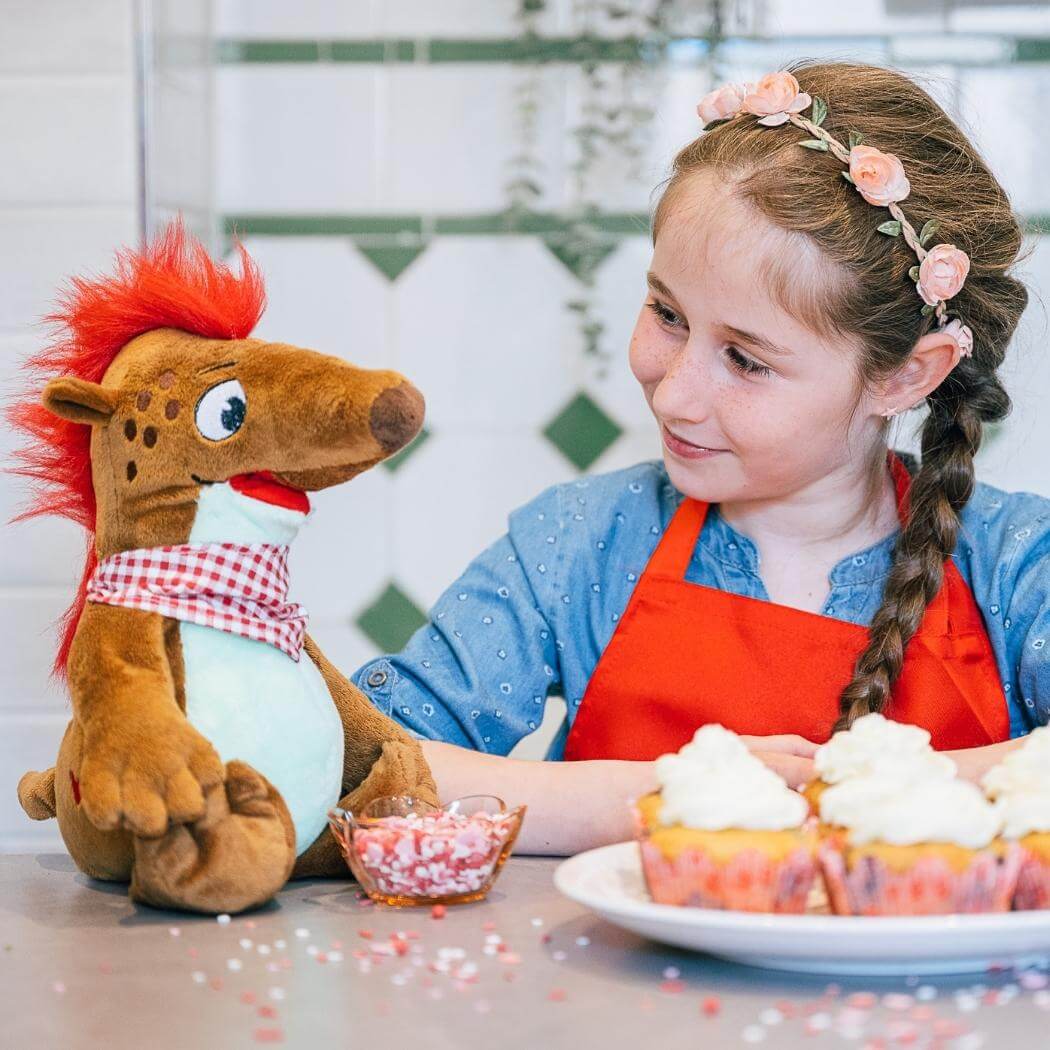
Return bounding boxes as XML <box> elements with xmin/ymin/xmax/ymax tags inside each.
<box><xmin>661</xmin><ymin>424</ymin><xmax>728</xmax><ymax>459</ymax></box>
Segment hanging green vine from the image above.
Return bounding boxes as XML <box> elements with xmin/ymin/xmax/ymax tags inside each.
<box><xmin>507</xmin><ymin>1</ymin><xmax>737</xmax><ymax>378</ymax></box>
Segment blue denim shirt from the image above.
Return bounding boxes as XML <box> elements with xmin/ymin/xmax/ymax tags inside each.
<box><xmin>353</xmin><ymin>454</ymin><xmax>1050</xmax><ymax>759</ymax></box>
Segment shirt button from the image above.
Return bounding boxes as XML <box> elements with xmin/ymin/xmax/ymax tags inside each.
<box><xmin>367</xmin><ymin>669</ymin><xmax>388</xmax><ymax>688</ymax></box>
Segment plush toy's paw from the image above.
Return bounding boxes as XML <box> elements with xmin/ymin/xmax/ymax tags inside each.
<box><xmin>344</xmin><ymin>739</ymin><xmax>441</xmax><ymax>813</ymax></box>
<box><xmin>130</xmin><ymin>760</ymin><xmax>296</xmax><ymax>915</ymax></box>
<box><xmin>79</xmin><ymin>712</ymin><xmax>225</xmax><ymax>838</ymax></box>
<box><xmin>18</xmin><ymin>768</ymin><xmax>57</xmax><ymax>820</ymax></box>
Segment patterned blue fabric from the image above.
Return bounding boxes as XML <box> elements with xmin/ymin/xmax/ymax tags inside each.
<box><xmin>353</xmin><ymin>454</ymin><xmax>1050</xmax><ymax>759</ymax></box>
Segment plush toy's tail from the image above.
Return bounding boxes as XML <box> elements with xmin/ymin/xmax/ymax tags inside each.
<box><xmin>18</xmin><ymin>768</ymin><xmax>57</xmax><ymax>820</ymax></box>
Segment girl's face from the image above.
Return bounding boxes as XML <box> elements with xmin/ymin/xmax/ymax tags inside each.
<box><xmin>629</xmin><ymin>174</ymin><xmax>883</xmax><ymax>505</ymax></box>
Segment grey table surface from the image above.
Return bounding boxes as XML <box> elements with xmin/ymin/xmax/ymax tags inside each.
<box><xmin>2</xmin><ymin>852</ymin><xmax>1049</xmax><ymax>1050</ymax></box>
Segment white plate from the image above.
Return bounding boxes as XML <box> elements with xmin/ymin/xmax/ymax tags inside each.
<box><xmin>553</xmin><ymin>841</ymin><xmax>1050</xmax><ymax>975</ymax></box>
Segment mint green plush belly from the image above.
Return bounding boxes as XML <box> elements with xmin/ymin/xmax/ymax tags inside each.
<box><xmin>180</xmin><ymin>623</ymin><xmax>345</xmax><ymax>856</ymax></box>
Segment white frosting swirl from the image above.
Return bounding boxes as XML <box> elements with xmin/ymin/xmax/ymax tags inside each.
<box><xmin>814</xmin><ymin>712</ymin><xmax>956</xmax><ymax>783</ymax></box>
<box><xmin>654</xmin><ymin>724</ymin><xmax>808</xmax><ymax>831</ymax></box>
<box><xmin>981</xmin><ymin>728</ymin><xmax>1050</xmax><ymax>838</ymax></box>
<box><xmin>818</xmin><ymin>766</ymin><xmax>1002</xmax><ymax>848</ymax></box>
<box><xmin>982</xmin><ymin>727</ymin><xmax>1050</xmax><ymax>798</ymax></box>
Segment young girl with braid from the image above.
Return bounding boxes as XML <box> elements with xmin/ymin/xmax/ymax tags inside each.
<box><xmin>352</xmin><ymin>61</ymin><xmax>1049</xmax><ymax>855</ymax></box>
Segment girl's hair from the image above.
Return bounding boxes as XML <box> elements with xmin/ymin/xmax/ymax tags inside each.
<box><xmin>651</xmin><ymin>60</ymin><xmax>1032</xmax><ymax>733</ymax></box>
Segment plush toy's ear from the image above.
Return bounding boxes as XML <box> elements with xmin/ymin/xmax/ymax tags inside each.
<box><xmin>42</xmin><ymin>377</ymin><xmax>118</xmax><ymax>426</ymax></box>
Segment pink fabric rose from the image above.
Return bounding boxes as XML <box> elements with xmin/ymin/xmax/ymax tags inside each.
<box><xmin>917</xmin><ymin>244</ymin><xmax>970</xmax><ymax>305</ymax></box>
<box><xmin>940</xmin><ymin>318</ymin><xmax>974</xmax><ymax>357</ymax></box>
<box><xmin>848</xmin><ymin>145</ymin><xmax>911</xmax><ymax>207</ymax></box>
<box><xmin>697</xmin><ymin>82</ymin><xmax>746</xmax><ymax>125</ymax></box>
<box><xmin>741</xmin><ymin>72</ymin><xmax>812</xmax><ymax>127</ymax></box>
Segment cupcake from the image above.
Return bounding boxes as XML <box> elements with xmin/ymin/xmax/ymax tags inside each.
<box><xmin>817</xmin><ymin>768</ymin><xmax>1021</xmax><ymax>916</ymax></box>
<box><xmin>805</xmin><ymin>712</ymin><xmax>956</xmax><ymax>814</ymax></box>
<box><xmin>982</xmin><ymin>727</ymin><xmax>1050</xmax><ymax>911</ymax></box>
<box><xmin>632</xmin><ymin>725</ymin><xmax>817</xmax><ymax>913</ymax></box>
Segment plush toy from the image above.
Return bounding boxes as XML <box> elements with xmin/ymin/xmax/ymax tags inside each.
<box><xmin>12</xmin><ymin>218</ymin><xmax>440</xmax><ymax>913</ymax></box>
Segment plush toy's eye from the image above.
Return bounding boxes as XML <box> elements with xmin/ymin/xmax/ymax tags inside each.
<box><xmin>195</xmin><ymin>379</ymin><xmax>247</xmax><ymax>441</ymax></box>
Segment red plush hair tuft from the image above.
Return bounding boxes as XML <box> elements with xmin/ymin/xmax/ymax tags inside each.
<box><xmin>6</xmin><ymin>216</ymin><xmax>267</xmax><ymax>676</ymax></box>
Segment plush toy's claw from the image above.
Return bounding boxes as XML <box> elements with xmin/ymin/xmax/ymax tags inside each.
<box><xmin>18</xmin><ymin>768</ymin><xmax>57</xmax><ymax>820</ymax></box>
<box><xmin>78</xmin><ymin>711</ymin><xmax>225</xmax><ymax>836</ymax></box>
<box><xmin>130</xmin><ymin>760</ymin><xmax>296</xmax><ymax>914</ymax></box>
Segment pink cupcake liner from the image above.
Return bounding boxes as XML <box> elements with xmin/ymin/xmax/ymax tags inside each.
<box><xmin>1013</xmin><ymin>851</ymin><xmax>1050</xmax><ymax>911</ymax></box>
<box><xmin>818</xmin><ymin>842</ymin><xmax>1023</xmax><ymax>916</ymax></box>
<box><xmin>639</xmin><ymin>840</ymin><xmax>818</xmax><ymax>912</ymax></box>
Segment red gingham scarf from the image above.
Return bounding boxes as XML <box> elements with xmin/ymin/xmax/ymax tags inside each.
<box><xmin>86</xmin><ymin>542</ymin><xmax>308</xmax><ymax>661</ymax></box>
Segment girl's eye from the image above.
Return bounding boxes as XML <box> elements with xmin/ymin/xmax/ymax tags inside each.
<box><xmin>725</xmin><ymin>345</ymin><xmax>773</xmax><ymax>378</ymax></box>
<box><xmin>646</xmin><ymin>299</ymin><xmax>772</xmax><ymax>378</ymax></box>
<box><xmin>195</xmin><ymin>379</ymin><xmax>247</xmax><ymax>441</ymax></box>
<box><xmin>646</xmin><ymin>300</ymin><xmax>685</xmax><ymax>330</ymax></box>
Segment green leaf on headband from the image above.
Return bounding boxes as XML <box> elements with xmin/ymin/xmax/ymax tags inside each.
<box><xmin>909</xmin><ymin>265</ymin><xmax>921</xmax><ymax>281</ymax></box>
<box><xmin>876</xmin><ymin>220</ymin><xmax>902</xmax><ymax>236</ymax></box>
<box><xmin>840</xmin><ymin>170</ymin><xmax>855</xmax><ymax>185</ymax></box>
<box><xmin>920</xmin><ymin>303</ymin><xmax>936</xmax><ymax>316</ymax></box>
<box><xmin>848</xmin><ymin>130</ymin><xmax>864</xmax><ymax>149</ymax></box>
<box><xmin>798</xmin><ymin>138</ymin><xmax>828</xmax><ymax>151</ymax></box>
<box><xmin>918</xmin><ymin>219</ymin><xmax>940</xmax><ymax>247</ymax></box>
<box><xmin>810</xmin><ymin>96</ymin><xmax>827</xmax><ymax>127</ymax></box>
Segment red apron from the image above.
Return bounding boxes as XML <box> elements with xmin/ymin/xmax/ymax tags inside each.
<box><xmin>563</xmin><ymin>451</ymin><xmax>1009</xmax><ymax>760</ymax></box>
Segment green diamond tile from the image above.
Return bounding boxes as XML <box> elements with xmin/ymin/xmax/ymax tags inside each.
<box><xmin>542</xmin><ymin>235</ymin><xmax>619</xmax><ymax>282</ymax></box>
<box><xmin>382</xmin><ymin>426</ymin><xmax>431</xmax><ymax>474</ymax></box>
<box><xmin>542</xmin><ymin>392</ymin><xmax>623</xmax><ymax>472</ymax></box>
<box><xmin>356</xmin><ymin>582</ymin><xmax>427</xmax><ymax>653</ymax></box>
<box><xmin>355</xmin><ymin>243</ymin><xmax>428</xmax><ymax>282</ymax></box>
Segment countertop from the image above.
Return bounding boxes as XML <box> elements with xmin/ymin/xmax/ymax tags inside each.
<box><xmin>2</xmin><ymin>852</ymin><xmax>1049</xmax><ymax>1049</ymax></box>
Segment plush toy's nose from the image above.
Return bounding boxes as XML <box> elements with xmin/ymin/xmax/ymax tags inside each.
<box><xmin>369</xmin><ymin>380</ymin><xmax>425</xmax><ymax>453</ymax></box>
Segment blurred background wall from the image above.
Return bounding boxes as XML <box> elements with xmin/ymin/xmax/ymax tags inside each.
<box><xmin>2</xmin><ymin>0</ymin><xmax>1049</xmax><ymax>852</ymax></box>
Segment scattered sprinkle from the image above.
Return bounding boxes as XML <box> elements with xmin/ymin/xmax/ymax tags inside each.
<box><xmin>216</xmin><ymin>914</ymin><xmax>231</xmax><ymax>926</ymax></box>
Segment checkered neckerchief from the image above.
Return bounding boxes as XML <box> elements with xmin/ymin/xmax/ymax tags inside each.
<box><xmin>86</xmin><ymin>542</ymin><xmax>308</xmax><ymax>661</ymax></box>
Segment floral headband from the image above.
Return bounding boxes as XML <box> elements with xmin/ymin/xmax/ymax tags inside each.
<box><xmin>697</xmin><ymin>71</ymin><xmax>974</xmax><ymax>369</ymax></box>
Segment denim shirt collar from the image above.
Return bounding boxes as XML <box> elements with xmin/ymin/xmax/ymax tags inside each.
<box><xmin>695</xmin><ymin>500</ymin><xmax>901</xmax><ymax>586</ymax></box>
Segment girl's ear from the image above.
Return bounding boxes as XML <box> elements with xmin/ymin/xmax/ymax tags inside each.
<box><xmin>875</xmin><ymin>329</ymin><xmax>963</xmax><ymax>413</ymax></box>
<box><xmin>42</xmin><ymin>377</ymin><xmax>119</xmax><ymax>426</ymax></box>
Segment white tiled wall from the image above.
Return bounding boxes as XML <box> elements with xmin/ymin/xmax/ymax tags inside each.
<box><xmin>0</xmin><ymin>1</ymin><xmax>139</xmax><ymax>852</ymax></box>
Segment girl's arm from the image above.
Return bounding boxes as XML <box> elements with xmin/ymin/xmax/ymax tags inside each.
<box><xmin>946</xmin><ymin>738</ymin><xmax>1027</xmax><ymax>784</ymax></box>
<box><xmin>420</xmin><ymin>740</ymin><xmax>658</xmax><ymax>855</ymax></box>
<box><xmin>420</xmin><ymin>736</ymin><xmax>817</xmax><ymax>856</ymax></box>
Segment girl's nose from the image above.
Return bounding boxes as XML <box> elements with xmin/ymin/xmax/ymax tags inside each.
<box><xmin>651</xmin><ymin>342</ymin><xmax>711</xmax><ymax>425</ymax></box>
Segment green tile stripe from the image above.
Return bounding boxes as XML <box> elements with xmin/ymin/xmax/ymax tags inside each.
<box><xmin>225</xmin><ymin>212</ymin><xmax>1050</xmax><ymax>240</ymax></box>
<box><xmin>214</xmin><ymin>36</ymin><xmax>1050</xmax><ymax>67</ymax></box>
<box><xmin>223</xmin><ymin>212</ymin><xmax>651</xmax><ymax>238</ymax></box>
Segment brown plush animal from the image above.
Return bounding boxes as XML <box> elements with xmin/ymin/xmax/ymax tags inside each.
<box><xmin>12</xmin><ymin>219</ymin><xmax>439</xmax><ymax>913</ymax></box>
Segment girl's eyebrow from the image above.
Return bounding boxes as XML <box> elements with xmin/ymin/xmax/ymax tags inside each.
<box><xmin>646</xmin><ymin>270</ymin><xmax>793</xmax><ymax>359</ymax></box>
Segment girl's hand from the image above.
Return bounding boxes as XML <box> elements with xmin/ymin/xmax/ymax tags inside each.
<box><xmin>750</xmin><ymin>751</ymin><xmax>815</xmax><ymax>789</ymax></box>
<box><xmin>739</xmin><ymin>734</ymin><xmax>819</xmax><ymax>759</ymax></box>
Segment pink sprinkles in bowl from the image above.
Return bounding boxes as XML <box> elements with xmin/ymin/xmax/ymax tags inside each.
<box><xmin>330</xmin><ymin>795</ymin><xmax>526</xmax><ymax>906</ymax></box>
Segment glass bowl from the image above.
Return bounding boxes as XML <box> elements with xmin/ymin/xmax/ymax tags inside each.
<box><xmin>327</xmin><ymin>794</ymin><xmax>526</xmax><ymax>906</ymax></box>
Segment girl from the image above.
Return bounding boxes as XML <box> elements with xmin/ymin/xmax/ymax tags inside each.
<box><xmin>352</xmin><ymin>61</ymin><xmax>1049</xmax><ymax>856</ymax></box>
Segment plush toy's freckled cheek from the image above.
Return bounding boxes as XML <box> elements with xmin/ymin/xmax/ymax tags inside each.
<box><xmin>124</xmin><ymin>419</ymin><xmax>137</xmax><ymax>441</ymax></box>
<box><xmin>127</xmin><ymin>461</ymin><xmax>137</xmax><ymax>481</ymax></box>
<box><xmin>165</xmin><ymin>399</ymin><xmax>181</xmax><ymax>420</ymax></box>
<box><xmin>143</xmin><ymin>426</ymin><xmax>158</xmax><ymax>448</ymax></box>
<box><xmin>158</xmin><ymin>371</ymin><xmax>176</xmax><ymax>389</ymax></box>
<box><xmin>136</xmin><ymin>390</ymin><xmax>152</xmax><ymax>411</ymax></box>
